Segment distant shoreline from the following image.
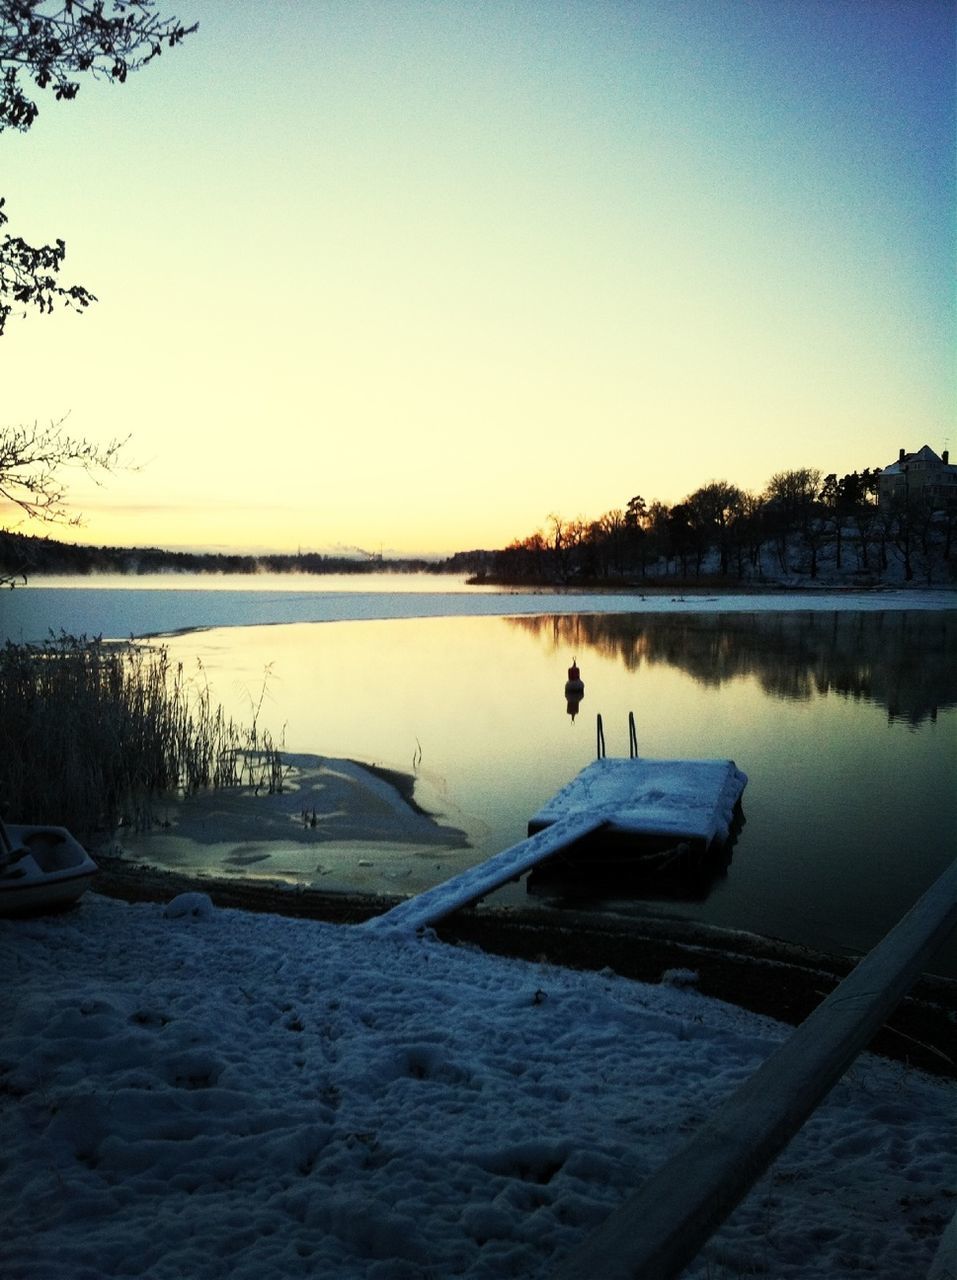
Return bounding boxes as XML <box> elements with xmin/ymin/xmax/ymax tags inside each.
<box><xmin>4</xmin><ymin>527</ymin><xmax>955</xmax><ymax>595</ymax></box>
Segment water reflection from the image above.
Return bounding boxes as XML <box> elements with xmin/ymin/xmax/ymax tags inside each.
<box><xmin>527</xmin><ymin>841</ymin><xmax>730</xmax><ymax>904</ymax></box>
<box><xmin>527</xmin><ymin>807</ymin><xmax>746</xmax><ymax>905</ymax></box>
<box><xmin>508</xmin><ymin>611</ymin><xmax>957</xmax><ymax>725</ymax></box>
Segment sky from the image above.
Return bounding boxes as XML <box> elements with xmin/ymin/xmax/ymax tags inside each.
<box><xmin>1</xmin><ymin>0</ymin><xmax>954</xmax><ymax>557</ymax></box>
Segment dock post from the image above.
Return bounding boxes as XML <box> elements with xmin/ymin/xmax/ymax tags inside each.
<box><xmin>628</xmin><ymin>711</ymin><xmax>638</xmax><ymax>758</ymax></box>
<box><xmin>596</xmin><ymin>714</ymin><xmax>605</xmax><ymax>759</ymax></box>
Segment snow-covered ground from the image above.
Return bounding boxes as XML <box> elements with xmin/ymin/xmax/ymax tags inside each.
<box><xmin>4</xmin><ymin>893</ymin><xmax>954</xmax><ymax>1279</ymax></box>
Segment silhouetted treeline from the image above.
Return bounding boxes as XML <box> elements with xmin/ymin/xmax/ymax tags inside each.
<box><xmin>484</xmin><ymin>467</ymin><xmax>957</xmax><ymax>587</ymax></box>
<box><xmin>0</xmin><ymin>531</ymin><xmax>447</xmax><ymax>582</ymax></box>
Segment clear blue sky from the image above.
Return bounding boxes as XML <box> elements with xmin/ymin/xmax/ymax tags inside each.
<box><xmin>1</xmin><ymin>0</ymin><xmax>953</xmax><ymax>554</ymax></box>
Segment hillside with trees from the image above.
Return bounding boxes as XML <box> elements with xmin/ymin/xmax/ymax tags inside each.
<box><xmin>480</xmin><ymin>464</ymin><xmax>956</xmax><ymax>589</ymax></box>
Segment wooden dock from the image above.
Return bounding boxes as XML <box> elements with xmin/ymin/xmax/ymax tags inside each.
<box><xmin>362</xmin><ymin>756</ymin><xmax>746</xmax><ymax>933</ymax></box>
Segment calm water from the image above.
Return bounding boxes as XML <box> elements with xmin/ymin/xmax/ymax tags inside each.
<box><xmin>4</xmin><ymin>580</ymin><xmax>955</xmax><ymax>974</ymax></box>
<box><xmin>139</xmin><ymin>605</ymin><xmax>956</xmax><ymax>975</ymax></box>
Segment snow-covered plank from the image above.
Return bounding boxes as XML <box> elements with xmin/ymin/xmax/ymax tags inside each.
<box><xmin>361</xmin><ymin>811</ymin><xmax>610</xmax><ymax>933</ymax></box>
<box><xmin>553</xmin><ymin>855</ymin><xmax>957</xmax><ymax>1280</ymax></box>
<box><xmin>528</xmin><ymin>757</ymin><xmax>747</xmax><ymax>846</ymax></box>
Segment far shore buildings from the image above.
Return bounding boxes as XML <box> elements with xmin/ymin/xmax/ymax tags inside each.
<box><xmin>878</xmin><ymin>445</ymin><xmax>957</xmax><ymax>509</ymax></box>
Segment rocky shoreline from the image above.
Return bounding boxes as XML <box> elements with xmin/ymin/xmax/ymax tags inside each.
<box><xmin>91</xmin><ymin>854</ymin><xmax>957</xmax><ymax>1079</ymax></box>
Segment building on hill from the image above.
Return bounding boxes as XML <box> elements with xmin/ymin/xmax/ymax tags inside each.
<box><xmin>878</xmin><ymin>445</ymin><xmax>957</xmax><ymax>509</ymax></box>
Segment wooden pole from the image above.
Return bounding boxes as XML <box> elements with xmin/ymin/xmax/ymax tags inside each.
<box><xmin>552</xmin><ymin>857</ymin><xmax>957</xmax><ymax>1280</ymax></box>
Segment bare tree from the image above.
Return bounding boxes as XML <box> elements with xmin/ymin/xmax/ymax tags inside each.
<box><xmin>547</xmin><ymin>513</ymin><xmax>574</xmax><ymax>582</ymax></box>
<box><xmin>0</xmin><ymin>416</ymin><xmax>131</xmax><ymax>582</ymax></box>
<box><xmin>598</xmin><ymin>507</ymin><xmax>626</xmax><ymax>576</ymax></box>
<box><xmin>1</xmin><ymin>418</ymin><xmax>128</xmax><ymax>524</ymax></box>
<box><xmin>764</xmin><ymin>467</ymin><xmax>823</xmax><ymax>575</ymax></box>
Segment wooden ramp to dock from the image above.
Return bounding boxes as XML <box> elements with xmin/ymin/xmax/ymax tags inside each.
<box><xmin>360</xmin><ymin>810</ymin><xmax>610</xmax><ymax>933</ymax></box>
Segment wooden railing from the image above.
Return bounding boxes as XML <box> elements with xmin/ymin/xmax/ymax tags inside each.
<box><xmin>552</xmin><ymin>857</ymin><xmax>957</xmax><ymax>1280</ymax></box>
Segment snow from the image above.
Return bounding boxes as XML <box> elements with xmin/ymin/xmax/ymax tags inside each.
<box><xmin>119</xmin><ymin>753</ymin><xmax>467</xmax><ymax>868</ymax></box>
<box><xmin>4</xmin><ymin>893</ymin><xmax>954</xmax><ymax>1279</ymax></box>
<box><xmin>529</xmin><ymin>758</ymin><xmax>748</xmax><ymax>844</ymax></box>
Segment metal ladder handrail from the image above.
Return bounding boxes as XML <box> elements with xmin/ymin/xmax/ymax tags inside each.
<box><xmin>595</xmin><ymin>713</ymin><xmax>637</xmax><ymax>760</ymax></box>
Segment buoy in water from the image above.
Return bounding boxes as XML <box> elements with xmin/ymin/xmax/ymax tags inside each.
<box><xmin>564</xmin><ymin>657</ymin><xmax>585</xmax><ymax>720</ymax></box>
<box><xmin>565</xmin><ymin>657</ymin><xmax>584</xmax><ymax>694</ymax></box>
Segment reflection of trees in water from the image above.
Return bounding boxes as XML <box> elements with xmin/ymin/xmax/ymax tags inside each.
<box><xmin>505</xmin><ymin>611</ymin><xmax>957</xmax><ymax>725</ymax></box>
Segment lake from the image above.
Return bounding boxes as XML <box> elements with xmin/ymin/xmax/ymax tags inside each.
<box><xmin>3</xmin><ymin>577</ymin><xmax>955</xmax><ymax>975</ymax></box>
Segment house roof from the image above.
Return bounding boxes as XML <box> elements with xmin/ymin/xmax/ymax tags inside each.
<box><xmin>880</xmin><ymin>445</ymin><xmax>950</xmax><ymax>476</ymax></box>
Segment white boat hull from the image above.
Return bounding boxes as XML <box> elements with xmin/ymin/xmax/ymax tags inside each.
<box><xmin>0</xmin><ymin>825</ymin><xmax>98</xmax><ymax>916</ymax></box>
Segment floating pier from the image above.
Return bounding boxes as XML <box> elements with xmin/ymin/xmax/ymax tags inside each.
<box><xmin>363</xmin><ymin>753</ymin><xmax>747</xmax><ymax>934</ymax></box>
<box><xmin>528</xmin><ymin>756</ymin><xmax>747</xmax><ymax>863</ymax></box>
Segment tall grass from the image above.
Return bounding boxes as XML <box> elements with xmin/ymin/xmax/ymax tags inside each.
<box><xmin>0</xmin><ymin>635</ymin><xmax>285</xmax><ymax>839</ymax></box>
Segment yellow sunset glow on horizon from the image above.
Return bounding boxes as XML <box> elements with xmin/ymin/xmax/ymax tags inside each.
<box><xmin>1</xmin><ymin>1</ymin><xmax>953</xmax><ymax>557</ymax></box>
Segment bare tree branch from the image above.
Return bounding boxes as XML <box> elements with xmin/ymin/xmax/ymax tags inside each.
<box><xmin>0</xmin><ymin>417</ymin><xmax>131</xmax><ymax>524</ymax></box>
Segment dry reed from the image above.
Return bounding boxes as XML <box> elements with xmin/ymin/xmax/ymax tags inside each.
<box><xmin>0</xmin><ymin>634</ymin><xmax>285</xmax><ymax>838</ymax></box>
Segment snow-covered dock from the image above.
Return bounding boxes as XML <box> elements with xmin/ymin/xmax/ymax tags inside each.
<box><xmin>364</xmin><ymin>757</ymin><xmax>747</xmax><ymax>933</ymax></box>
<box><xmin>528</xmin><ymin>757</ymin><xmax>747</xmax><ymax>855</ymax></box>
